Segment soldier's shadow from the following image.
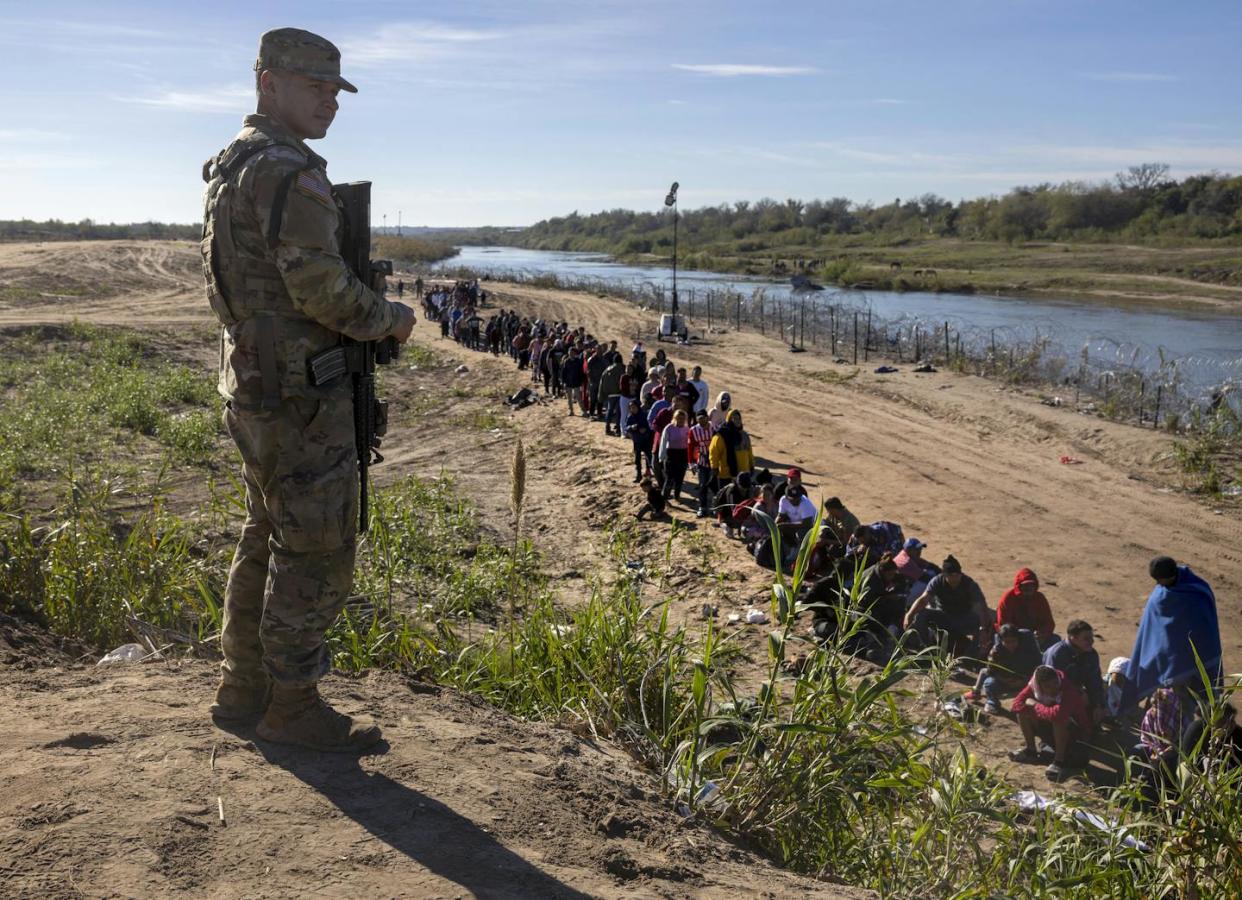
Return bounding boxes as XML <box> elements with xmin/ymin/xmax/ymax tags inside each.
<box><xmin>257</xmin><ymin>741</ymin><xmax>592</xmax><ymax>899</ymax></box>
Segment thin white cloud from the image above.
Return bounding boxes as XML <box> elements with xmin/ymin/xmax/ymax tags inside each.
<box><xmin>117</xmin><ymin>86</ymin><xmax>252</xmax><ymax>114</ymax></box>
<box><xmin>0</xmin><ymin>17</ymin><xmax>211</xmax><ymax>58</ymax></box>
<box><xmin>799</xmin><ymin>137</ymin><xmax>1242</xmax><ymax>177</ymax></box>
<box><xmin>672</xmin><ymin>63</ymin><xmax>819</xmax><ymax>77</ymax></box>
<box><xmin>0</xmin><ymin>129</ymin><xmax>70</xmax><ymax>142</ymax></box>
<box><xmin>873</xmin><ymin>98</ymin><xmax>905</xmax><ymax>105</ymax></box>
<box><xmin>1084</xmin><ymin>71</ymin><xmax>1178</xmax><ymax>83</ymax></box>
<box><xmin>0</xmin><ymin>18</ymin><xmax>168</xmax><ymax>39</ymax></box>
<box><xmin>715</xmin><ymin>146</ymin><xmax>818</xmax><ymax>167</ymax></box>
<box><xmin>342</xmin><ymin>21</ymin><xmax>508</xmax><ymax>66</ymax></box>
<box><xmin>808</xmin><ymin>141</ymin><xmax>975</xmax><ymax>168</ymax></box>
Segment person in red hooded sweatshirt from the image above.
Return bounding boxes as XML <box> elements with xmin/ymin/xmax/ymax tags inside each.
<box><xmin>996</xmin><ymin>567</ymin><xmax>1058</xmax><ymax>651</ymax></box>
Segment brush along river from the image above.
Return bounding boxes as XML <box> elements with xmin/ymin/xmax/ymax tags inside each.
<box><xmin>438</xmin><ymin>245</ymin><xmax>1242</xmax><ymax>408</ymax></box>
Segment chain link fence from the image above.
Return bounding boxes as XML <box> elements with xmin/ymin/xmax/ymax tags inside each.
<box><xmin>433</xmin><ymin>264</ymin><xmax>1241</xmax><ymax>431</ymax></box>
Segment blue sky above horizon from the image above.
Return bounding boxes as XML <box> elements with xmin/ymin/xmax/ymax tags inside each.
<box><xmin>2</xmin><ymin>0</ymin><xmax>1241</xmax><ymax>227</ymax></box>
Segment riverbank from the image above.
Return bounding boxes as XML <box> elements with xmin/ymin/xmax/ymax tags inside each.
<box><xmin>523</xmin><ymin>237</ymin><xmax>1242</xmax><ymax>314</ymax></box>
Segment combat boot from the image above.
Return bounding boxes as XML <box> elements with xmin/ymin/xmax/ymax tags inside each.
<box><xmin>256</xmin><ymin>683</ymin><xmax>383</xmax><ymax>753</ymax></box>
<box><xmin>210</xmin><ymin>678</ymin><xmax>271</xmax><ymax>725</ymax></box>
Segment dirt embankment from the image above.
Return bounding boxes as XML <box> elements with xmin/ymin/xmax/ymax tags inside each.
<box><xmin>1</xmin><ymin>659</ymin><xmax>866</xmax><ymax>898</ymax></box>
<box><xmin>430</xmin><ymin>276</ymin><xmax>1241</xmax><ymax>669</ymax></box>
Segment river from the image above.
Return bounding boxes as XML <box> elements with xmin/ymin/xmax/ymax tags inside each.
<box><xmin>436</xmin><ymin>246</ymin><xmax>1242</xmax><ymax>400</ymax></box>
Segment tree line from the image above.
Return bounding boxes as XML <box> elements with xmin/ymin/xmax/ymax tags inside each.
<box><xmin>513</xmin><ymin>165</ymin><xmax>1242</xmax><ymax>255</ymax></box>
<box><xmin>0</xmin><ymin>219</ymin><xmax>200</xmax><ymax>242</ymax></box>
<box><xmin>0</xmin><ymin>220</ymin><xmax>461</xmax><ymax>267</ymax></box>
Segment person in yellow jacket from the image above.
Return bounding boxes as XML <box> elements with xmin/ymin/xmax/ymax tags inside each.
<box><xmin>708</xmin><ymin>408</ymin><xmax>755</xmax><ymax>482</ymax></box>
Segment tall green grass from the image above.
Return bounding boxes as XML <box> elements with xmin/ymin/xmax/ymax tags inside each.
<box><xmin>338</xmin><ymin>494</ymin><xmax>1242</xmax><ymax>894</ymax></box>
<box><xmin>0</xmin><ymin>468</ymin><xmax>225</xmax><ymax>647</ymax></box>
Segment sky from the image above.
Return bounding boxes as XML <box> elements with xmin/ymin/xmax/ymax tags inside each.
<box><xmin>2</xmin><ymin>0</ymin><xmax>1241</xmax><ymax>227</ymax></box>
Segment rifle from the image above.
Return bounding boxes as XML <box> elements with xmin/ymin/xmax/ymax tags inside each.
<box><xmin>308</xmin><ymin>180</ymin><xmax>399</xmax><ymax>533</ymax></box>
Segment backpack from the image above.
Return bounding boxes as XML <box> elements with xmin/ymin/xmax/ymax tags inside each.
<box><xmin>751</xmin><ymin>535</ymin><xmax>777</xmax><ymax>570</ymax></box>
<box><xmin>507</xmin><ymin>387</ymin><xmax>535</xmax><ymax>408</ymax></box>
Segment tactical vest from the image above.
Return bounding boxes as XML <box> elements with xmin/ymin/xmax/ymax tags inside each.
<box><xmin>201</xmin><ymin>132</ymin><xmax>337</xmax><ymax>408</ymax></box>
<box><xmin>200</xmin><ymin>133</ymin><xmax>305</xmax><ymax>326</ymax></box>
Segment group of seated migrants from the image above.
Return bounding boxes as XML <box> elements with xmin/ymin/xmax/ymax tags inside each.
<box><xmin>429</xmin><ymin>287</ymin><xmax>1228</xmax><ymax>788</ymax></box>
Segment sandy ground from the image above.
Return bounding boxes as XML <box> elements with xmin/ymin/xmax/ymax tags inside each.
<box><xmin>0</xmin><ymin>628</ymin><xmax>862</xmax><ymax>899</ymax></box>
<box><xmin>1</xmin><ymin>239</ymin><xmax>1240</xmax><ymax>893</ymax></box>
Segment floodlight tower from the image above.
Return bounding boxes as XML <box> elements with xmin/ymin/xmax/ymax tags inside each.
<box><xmin>664</xmin><ymin>181</ymin><xmax>679</xmax><ymax>318</ymax></box>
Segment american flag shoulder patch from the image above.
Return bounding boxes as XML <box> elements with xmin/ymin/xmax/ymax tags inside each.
<box><xmin>295</xmin><ymin>170</ymin><xmax>333</xmax><ymax>205</ymax></box>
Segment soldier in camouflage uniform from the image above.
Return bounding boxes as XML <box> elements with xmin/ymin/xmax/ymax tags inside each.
<box><xmin>201</xmin><ymin>28</ymin><xmax>415</xmax><ymax>752</ymax></box>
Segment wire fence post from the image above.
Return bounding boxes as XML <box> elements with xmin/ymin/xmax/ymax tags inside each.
<box><xmin>735</xmin><ymin>295</ymin><xmax>741</xmax><ymax>331</ymax></box>
<box><xmin>830</xmin><ymin>307</ymin><xmax>837</xmax><ymax>355</ymax></box>
<box><xmin>853</xmin><ymin>311</ymin><xmax>859</xmax><ymax>364</ymax></box>
<box><xmin>1153</xmin><ymin>385</ymin><xmax>1163</xmax><ymax>428</ymax></box>
<box><xmin>943</xmin><ymin>321</ymin><xmax>950</xmax><ymax>365</ymax></box>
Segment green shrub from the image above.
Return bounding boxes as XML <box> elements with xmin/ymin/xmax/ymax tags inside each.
<box><xmin>159</xmin><ymin>409</ymin><xmax>221</xmax><ymax>464</ymax></box>
<box><xmin>98</xmin><ymin>370</ymin><xmax>164</xmax><ymax>434</ymax></box>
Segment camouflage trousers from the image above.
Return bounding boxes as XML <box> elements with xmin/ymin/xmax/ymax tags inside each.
<box><xmin>220</xmin><ymin>386</ymin><xmax>358</xmax><ymax>688</ymax></box>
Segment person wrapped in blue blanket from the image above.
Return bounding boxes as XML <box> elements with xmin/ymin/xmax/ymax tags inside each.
<box><xmin>1120</xmin><ymin>556</ymin><xmax>1221</xmax><ymax>715</ymax></box>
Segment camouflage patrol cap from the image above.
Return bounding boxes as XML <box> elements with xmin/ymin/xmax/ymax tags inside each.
<box><xmin>255</xmin><ymin>27</ymin><xmax>358</xmax><ymax>93</ymax></box>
